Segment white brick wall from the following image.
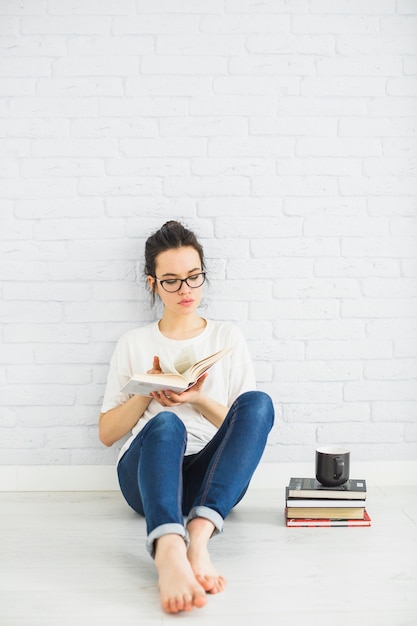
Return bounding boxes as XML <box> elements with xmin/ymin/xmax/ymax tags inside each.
<box><xmin>1</xmin><ymin>0</ymin><xmax>416</xmax><ymax>468</ymax></box>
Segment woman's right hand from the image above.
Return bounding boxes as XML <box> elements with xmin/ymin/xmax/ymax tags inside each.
<box><xmin>147</xmin><ymin>356</ymin><xmax>163</xmax><ymax>375</ymax></box>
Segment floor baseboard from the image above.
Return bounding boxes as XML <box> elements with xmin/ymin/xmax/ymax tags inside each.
<box><xmin>1</xmin><ymin>460</ymin><xmax>416</xmax><ymax>491</ymax></box>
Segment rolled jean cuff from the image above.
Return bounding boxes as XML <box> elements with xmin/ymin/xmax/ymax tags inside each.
<box><xmin>187</xmin><ymin>506</ymin><xmax>224</xmax><ymax>536</ymax></box>
<box><xmin>146</xmin><ymin>523</ymin><xmax>189</xmax><ymax>559</ymax></box>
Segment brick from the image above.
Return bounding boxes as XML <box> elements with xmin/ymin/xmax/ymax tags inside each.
<box><xmin>190</xmin><ymin>96</ymin><xmax>277</xmax><ymax>116</ymax></box>
<box><xmin>317</xmin><ymin>422</ymin><xmax>404</xmax><ymax>443</ymax></box>
<box><xmin>361</xmin><ymin>278</ymin><xmax>417</xmax><ymax>297</ymax></box>
<box><xmin>209</xmin><ymin>136</ymin><xmax>294</xmax><ymax>157</ymax></box>
<box><xmin>229</xmin><ymin>55</ymin><xmax>315</xmax><ymax>76</ymax></box>
<box><xmin>163</xmin><ymin>176</ymin><xmax>250</xmax><ymax>197</ymax></box>
<box><xmin>67</xmin><ymin>35</ymin><xmax>152</xmax><ymax>56</ymax></box>
<box><xmin>126</xmin><ymin>76</ymin><xmax>213</xmax><ymax>97</ymax></box>
<box><xmin>72</xmin><ymin>118</ymin><xmax>157</xmax><ymax>138</ymax></box>
<box><xmin>293</xmin><ymin>15</ymin><xmax>380</xmax><ymax>34</ymax></box>
<box><xmin>21</xmin><ymin>158</ymin><xmax>104</xmax><ymax>178</ymax></box>
<box><xmin>251</xmin><ymin>299</ymin><xmax>338</xmax><ymax>320</ymax></box>
<box><xmin>252</xmin><ymin>175</ymin><xmax>338</xmax><ymax>197</ymax></box>
<box><xmin>303</xmin><ymin>216</ymin><xmax>389</xmax><ymax>237</ymax></box>
<box><xmin>272</xmin><ymin>278</ymin><xmax>360</xmax><ymax>299</ymax></box>
<box><xmin>297</xmin><ymin>137</ymin><xmax>382</xmax><ymax>157</ymax></box>
<box><xmin>247</xmin><ymin>34</ymin><xmax>335</xmax><ymax>55</ymax></box>
<box><xmin>99</xmin><ymin>97</ymin><xmax>187</xmax><ymax>117</ymax></box>
<box><xmin>0</xmin><ymin>56</ymin><xmax>51</xmax><ymax>76</ymax></box>
<box><xmin>0</xmin><ymin>35</ymin><xmax>66</xmax><ymax>56</ymax></box>
<box><xmin>48</xmin><ymin>0</ymin><xmax>135</xmax><ymax>14</ymax></box>
<box><xmin>114</xmin><ymin>15</ymin><xmax>199</xmax><ymax>34</ymax></box>
<box><xmin>106</xmin><ymin>158</ymin><xmax>188</xmax><ymax>176</ymax></box>
<box><xmin>14</xmin><ymin>198</ymin><xmax>105</xmax><ymax>218</ymax></box>
<box><xmin>37</xmin><ymin>77</ymin><xmax>123</xmax><ymax>97</ymax></box>
<box><xmin>160</xmin><ymin>117</ymin><xmax>247</xmax><ymax>137</ymax></box>
<box><xmin>156</xmin><ymin>34</ymin><xmax>244</xmax><ymax>55</ymax></box>
<box><xmin>251</xmin><ymin>116</ymin><xmax>337</xmax><ymax>136</ymax></box>
<box><xmin>310</xmin><ymin>0</ymin><xmax>395</xmax><ymax>14</ymax></box>
<box><xmin>275</xmin><ymin>361</ymin><xmax>362</xmax><ymax>382</ymax></box>
<box><xmin>192</xmin><ymin>158</ymin><xmax>273</xmax><ymax>176</ymax></box>
<box><xmin>32</xmin><ymin>138</ymin><xmax>118</xmax><ymax>157</ymax></box>
<box><xmin>215</xmin><ymin>216</ymin><xmax>302</xmax><ymax>238</ymax></box>
<box><xmin>120</xmin><ymin>137</ymin><xmax>206</xmax><ymax>157</ymax></box>
<box><xmin>0</xmin><ymin>119</ymin><xmax>69</xmax><ymax>138</ymax></box>
<box><xmin>283</xmin><ymin>403</ymin><xmax>370</xmax><ymax>424</ymax></box>
<box><xmin>315</xmin><ymin>258</ymin><xmax>399</xmax><ymax>277</ymax></box>
<box><xmin>342</xmin><ymin>298</ymin><xmax>417</xmax><ymax>319</ymax></box>
<box><xmin>141</xmin><ymin>55</ymin><xmax>227</xmax><ymax>75</ymax></box>
<box><xmin>136</xmin><ymin>0</ymin><xmax>224</xmax><ymax>12</ymax></box>
<box><xmin>5</xmin><ymin>324</ymin><xmax>90</xmax><ymax>344</ymax></box>
<box><xmin>21</xmin><ymin>16</ymin><xmax>111</xmax><ymax>34</ymax></box>
<box><xmin>306</xmin><ymin>339</ymin><xmax>393</xmax><ymax>360</ymax></box>
<box><xmin>2</xmin><ymin>178</ymin><xmax>75</xmax><ymax>200</ymax></box>
<box><xmin>7</xmin><ymin>365</ymin><xmax>92</xmax><ymax>385</ymax></box>
<box><xmin>338</xmin><ymin>35</ymin><xmax>417</xmax><ymax>55</ymax></box>
<box><xmin>372</xmin><ymin>401</ymin><xmax>417</xmax><ymax>422</ymax></box>
<box><xmin>364</xmin><ymin>359</ymin><xmax>417</xmax><ymax>380</ymax></box>
<box><xmin>33</xmin><ymin>217</ymin><xmax>125</xmax><ymax>240</ymax></box>
<box><xmin>53</xmin><ymin>56</ymin><xmax>139</xmax><ymax>77</ymax></box>
<box><xmin>78</xmin><ymin>176</ymin><xmax>161</xmax><ymax>197</ymax></box>
<box><xmin>0</xmin><ymin>78</ymin><xmax>36</xmax><ymax>96</ymax></box>
<box><xmin>302</xmin><ymin>76</ymin><xmax>387</xmax><ymax>97</ymax></box>
<box><xmin>214</xmin><ymin>76</ymin><xmax>300</xmax><ymax>95</ymax></box>
<box><xmin>273</xmin><ymin>319</ymin><xmax>366</xmax><ymax>341</ymax></box>
<box><xmin>345</xmin><ymin>380</ymin><xmax>417</xmax><ymax>401</ymax></box>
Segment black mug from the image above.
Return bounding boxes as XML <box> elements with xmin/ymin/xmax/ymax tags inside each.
<box><xmin>315</xmin><ymin>446</ymin><xmax>350</xmax><ymax>487</ymax></box>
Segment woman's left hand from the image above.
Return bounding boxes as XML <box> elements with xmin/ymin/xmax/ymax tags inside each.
<box><xmin>149</xmin><ymin>374</ymin><xmax>208</xmax><ymax>408</ymax></box>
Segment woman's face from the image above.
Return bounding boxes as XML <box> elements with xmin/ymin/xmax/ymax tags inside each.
<box><xmin>149</xmin><ymin>246</ymin><xmax>204</xmax><ymax>317</ymax></box>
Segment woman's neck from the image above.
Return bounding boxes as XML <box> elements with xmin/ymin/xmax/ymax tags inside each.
<box><xmin>158</xmin><ymin>315</ymin><xmax>207</xmax><ymax>340</ymax></box>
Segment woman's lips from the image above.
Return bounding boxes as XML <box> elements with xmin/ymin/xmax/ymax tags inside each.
<box><xmin>178</xmin><ymin>299</ymin><xmax>194</xmax><ymax>306</ymax></box>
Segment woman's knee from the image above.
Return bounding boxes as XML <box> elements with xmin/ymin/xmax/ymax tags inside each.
<box><xmin>239</xmin><ymin>390</ymin><xmax>275</xmax><ymax>429</ymax></box>
<box><xmin>145</xmin><ymin>411</ymin><xmax>186</xmax><ymax>440</ymax></box>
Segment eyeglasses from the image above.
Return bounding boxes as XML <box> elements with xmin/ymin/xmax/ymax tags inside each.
<box><xmin>154</xmin><ymin>272</ymin><xmax>206</xmax><ymax>293</ymax></box>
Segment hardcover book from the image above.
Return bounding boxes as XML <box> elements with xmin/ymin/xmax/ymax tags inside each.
<box><xmin>286</xmin><ymin>510</ymin><xmax>372</xmax><ymax>527</ymax></box>
<box><xmin>287</xmin><ymin>477</ymin><xmax>367</xmax><ymax>500</ymax></box>
<box><xmin>286</xmin><ymin>506</ymin><xmax>365</xmax><ymax>520</ymax></box>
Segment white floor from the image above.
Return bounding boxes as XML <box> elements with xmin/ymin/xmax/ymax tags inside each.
<box><xmin>1</xmin><ymin>486</ymin><xmax>416</xmax><ymax>626</ymax></box>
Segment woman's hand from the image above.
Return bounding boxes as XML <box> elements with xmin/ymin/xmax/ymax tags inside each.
<box><xmin>149</xmin><ymin>373</ymin><xmax>208</xmax><ymax>408</ymax></box>
<box><xmin>148</xmin><ymin>356</ymin><xmax>163</xmax><ymax>375</ymax></box>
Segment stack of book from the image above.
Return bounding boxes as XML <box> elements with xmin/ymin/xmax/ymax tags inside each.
<box><xmin>285</xmin><ymin>477</ymin><xmax>371</xmax><ymax>527</ymax></box>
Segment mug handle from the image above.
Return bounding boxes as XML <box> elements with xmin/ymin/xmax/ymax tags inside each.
<box><xmin>333</xmin><ymin>456</ymin><xmax>344</xmax><ymax>479</ymax></box>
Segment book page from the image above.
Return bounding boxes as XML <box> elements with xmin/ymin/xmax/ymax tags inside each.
<box><xmin>173</xmin><ymin>346</ymin><xmax>197</xmax><ymax>375</ymax></box>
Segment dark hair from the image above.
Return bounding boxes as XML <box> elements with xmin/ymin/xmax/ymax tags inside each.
<box><xmin>144</xmin><ymin>221</ymin><xmax>206</xmax><ymax>303</ymax></box>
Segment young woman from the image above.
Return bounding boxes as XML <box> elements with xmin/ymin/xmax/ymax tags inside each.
<box><xmin>99</xmin><ymin>221</ymin><xmax>274</xmax><ymax>614</ymax></box>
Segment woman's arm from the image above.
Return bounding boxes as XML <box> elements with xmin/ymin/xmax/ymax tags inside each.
<box><xmin>99</xmin><ymin>394</ymin><xmax>152</xmax><ymax>447</ymax></box>
<box><xmin>99</xmin><ymin>355</ymin><xmax>164</xmax><ymax>447</ymax></box>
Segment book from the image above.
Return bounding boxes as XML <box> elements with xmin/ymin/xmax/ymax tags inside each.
<box><xmin>285</xmin><ymin>487</ymin><xmax>366</xmax><ymax>508</ymax></box>
<box><xmin>286</xmin><ymin>506</ymin><xmax>365</xmax><ymax>519</ymax></box>
<box><xmin>122</xmin><ymin>346</ymin><xmax>232</xmax><ymax>396</ymax></box>
<box><xmin>287</xmin><ymin>477</ymin><xmax>367</xmax><ymax>500</ymax></box>
<box><xmin>286</xmin><ymin>498</ymin><xmax>366</xmax><ymax>508</ymax></box>
<box><xmin>286</xmin><ymin>510</ymin><xmax>372</xmax><ymax>527</ymax></box>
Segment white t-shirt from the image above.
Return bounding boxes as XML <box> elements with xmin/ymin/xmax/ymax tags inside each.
<box><xmin>101</xmin><ymin>319</ymin><xmax>257</xmax><ymax>461</ymax></box>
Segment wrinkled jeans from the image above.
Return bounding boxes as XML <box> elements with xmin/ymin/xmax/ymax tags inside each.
<box><xmin>117</xmin><ymin>390</ymin><xmax>274</xmax><ymax>556</ymax></box>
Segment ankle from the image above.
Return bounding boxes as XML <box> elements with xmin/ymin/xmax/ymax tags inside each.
<box><xmin>155</xmin><ymin>534</ymin><xmax>187</xmax><ymax>562</ymax></box>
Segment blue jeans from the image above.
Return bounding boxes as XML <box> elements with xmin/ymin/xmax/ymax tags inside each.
<box><xmin>117</xmin><ymin>390</ymin><xmax>274</xmax><ymax>556</ymax></box>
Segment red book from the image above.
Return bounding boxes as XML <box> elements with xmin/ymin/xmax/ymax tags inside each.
<box><xmin>286</xmin><ymin>509</ymin><xmax>372</xmax><ymax>527</ymax></box>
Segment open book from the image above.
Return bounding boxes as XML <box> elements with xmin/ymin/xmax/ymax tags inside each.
<box><xmin>122</xmin><ymin>346</ymin><xmax>232</xmax><ymax>396</ymax></box>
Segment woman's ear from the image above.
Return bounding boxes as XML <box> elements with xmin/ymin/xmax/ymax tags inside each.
<box><xmin>147</xmin><ymin>275</ymin><xmax>155</xmax><ymax>291</ymax></box>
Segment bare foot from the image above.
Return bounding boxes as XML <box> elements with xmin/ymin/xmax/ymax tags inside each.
<box><xmin>187</xmin><ymin>518</ymin><xmax>227</xmax><ymax>594</ymax></box>
<box><xmin>154</xmin><ymin>534</ymin><xmax>207</xmax><ymax>614</ymax></box>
